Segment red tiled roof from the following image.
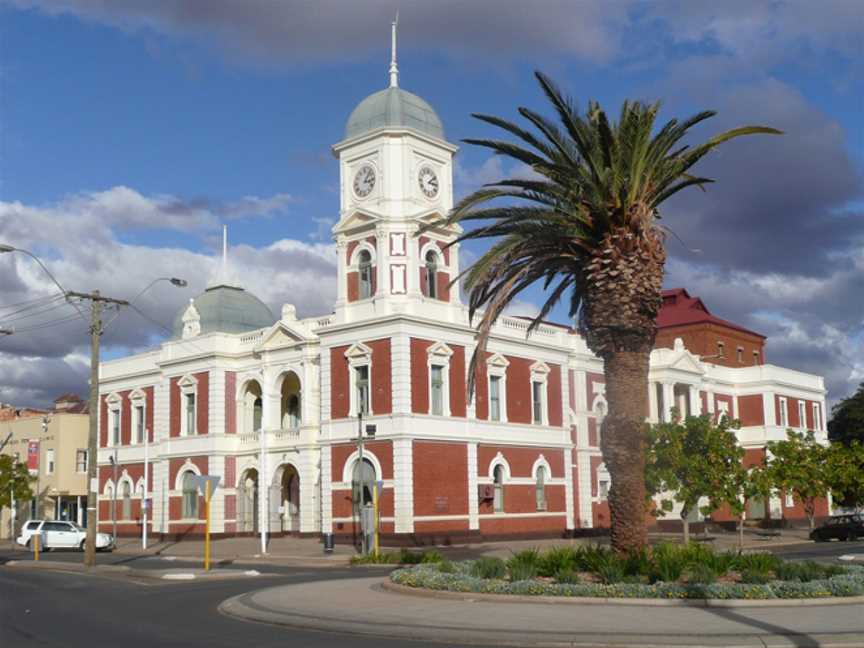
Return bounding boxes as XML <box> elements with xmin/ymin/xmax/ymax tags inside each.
<box><xmin>657</xmin><ymin>288</ymin><xmax>765</xmax><ymax>339</ymax></box>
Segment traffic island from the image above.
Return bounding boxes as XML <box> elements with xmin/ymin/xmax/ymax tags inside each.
<box><xmin>218</xmin><ymin>575</ymin><xmax>864</xmax><ymax>647</ymax></box>
<box><xmin>3</xmin><ymin>559</ymin><xmax>266</xmax><ymax>582</ymax></box>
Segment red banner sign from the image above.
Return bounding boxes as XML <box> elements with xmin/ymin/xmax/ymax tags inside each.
<box><xmin>27</xmin><ymin>440</ymin><xmax>39</xmax><ymax>474</ymax></box>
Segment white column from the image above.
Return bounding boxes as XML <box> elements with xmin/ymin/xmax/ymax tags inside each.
<box><xmin>689</xmin><ymin>385</ymin><xmax>701</xmax><ymax>416</ymax></box>
<box><xmin>209</xmin><ymin>455</ymin><xmax>226</xmax><ymax>533</ymax></box>
<box><xmin>705</xmin><ymin>384</ymin><xmax>715</xmax><ymax>415</ymax></box>
<box><xmin>393</xmin><ymin>438</ymin><xmax>414</xmax><ymax>533</ymax></box>
<box><xmin>391</xmin><ymin>333</ymin><xmax>412</xmax><ymax>415</ymax></box>
<box><xmin>662</xmin><ymin>382</ymin><xmax>675</xmax><ymax>422</ymax></box>
<box><xmin>467</xmin><ymin>443</ymin><xmax>479</xmax><ymax>530</ymax></box>
<box><xmin>763</xmin><ymin>392</ymin><xmax>776</xmax><ymax>428</ymax></box>
<box><xmin>577</xmin><ymin>450</ymin><xmax>593</xmax><ymax>528</ymax></box>
<box><xmin>648</xmin><ymin>381</ymin><xmax>658</xmax><ymax>422</ymax></box>
<box><xmin>298</xmin><ymin>448</ymin><xmax>320</xmax><ymax>533</ymax></box>
<box><xmin>564</xmin><ymin>448</ymin><xmax>575</xmax><ymax>530</ymax></box>
<box><xmin>320</xmin><ymin>445</ymin><xmax>333</xmax><ymax>534</ymax></box>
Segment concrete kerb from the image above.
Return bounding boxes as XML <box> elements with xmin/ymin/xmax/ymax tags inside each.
<box><xmin>3</xmin><ymin>560</ymin><xmax>266</xmax><ymax>582</ymax></box>
<box><xmin>380</xmin><ymin>579</ymin><xmax>864</xmax><ymax>608</ymax></box>
<box><xmin>218</xmin><ymin>576</ymin><xmax>864</xmax><ymax>648</ymax></box>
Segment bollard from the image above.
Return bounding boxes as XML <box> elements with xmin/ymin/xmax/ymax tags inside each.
<box><xmin>33</xmin><ymin>533</ymin><xmax>40</xmax><ymax>561</ymax></box>
<box><xmin>323</xmin><ymin>533</ymin><xmax>334</xmax><ymax>554</ymax></box>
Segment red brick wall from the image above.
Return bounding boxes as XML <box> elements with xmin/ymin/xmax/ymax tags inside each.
<box><xmin>120</xmin><ymin>390</ymin><xmax>131</xmax><ymax>445</ymax></box>
<box><xmin>169</xmin><ymin>377</ymin><xmax>180</xmax><ymax>437</ymax></box>
<box><xmin>145</xmin><ymin>386</ymin><xmax>154</xmax><ymax>442</ymax></box>
<box><xmin>347</xmin><ymin>271</ymin><xmax>359</xmax><ymax>302</ymax></box>
<box><xmin>474</xmin><ymin>355</ymin><xmax>489</xmax><ymax>421</ymax></box>
<box><xmin>479</xmin><ymin>515</ymin><xmax>566</xmax><ymax>535</ymax></box>
<box><xmin>568</xmin><ymin>369</ymin><xmax>576</xmax><ymax>410</ymax></box>
<box><xmin>330</xmin><ymin>345</ymin><xmax>350</xmax><ymax>419</ymax></box>
<box><xmin>410</xmin><ymin>338</ymin><xmax>432</xmax><ymax>414</ymax></box>
<box><xmin>99</xmin><ymin>395</ymin><xmax>108</xmax><ymax>447</ymax></box>
<box><xmin>714</xmin><ymin>393</ymin><xmax>734</xmax><ymax>419</ymax></box>
<box><xmin>195</xmin><ymin>371</ymin><xmax>209</xmax><ymax>435</ymax></box>
<box><xmin>699</xmin><ymin>391</ymin><xmax>708</xmax><ymax>414</ymax></box>
<box><xmin>332</xmin><ymin>488</ymin><xmax>394</xmax><ymax>520</ymax></box>
<box><xmin>586</xmin><ymin>372</ymin><xmax>604</xmax><ymax>409</ymax></box>
<box><xmin>436</xmin><ymin>272</ymin><xmax>450</xmax><ymax>302</ymax></box>
<box><xmin>548</xmin><ymin>363</ymin><xmax>562</xmax><ymax>427</ymax></box>
<box><xmin>368</xmin><ymin>338</ymin><xmax>391</xmax><ymax>415</ymax></box>
<box><xmin>590</xmin><ymin>455</ymin><xmax>604</xmax><ymax>497</ymax></box>
<box><xmin>413</xmin><ymin>442</ymin><xmax>468</xmax><ymax>516</ymax></box>
<box><xmin>225</xmin><ymin>372</ymin><xmax>236</xmax><ymax>434</ymax></box>
<box><xmin>450</xmin><ymin>345</ymin><xmax>466</xmax><ymax>417</ymax></box>
<box><xmin>506</xmin><ymin>356</ymin><xmax>532</xmax><ymax>424</ymax></box>
<box><xmin>737</xmin><ymin>394</ymin><xmax>764</xmax><ymax>426</ymax></box>
<box><xmin>588</xmin><ymin>418</ymin><xmax>599</xmax><ymax>447</ymax></box>
<box><xmin>655</xmin><ymin>322</ymin><xmax>765</xmax><ymax>368</ymax></box>
<box><xmin>477</xmin><ymin>446</ymin><xmax>564</xmax><ymax>478</ymax></box>
<box><xmin>331</xmin><ymin>441</ymin><xmax>393</xmax><ymax>482</ymax></box>
<box><xmin>225</xmin><ymin>456</ymin><xmax>236</xmax><ymax>488</ymax></box>
<box><xmin>169</xmin><ymin>456</ymin><xmax>209</xmax><ymax>490</ymax></box>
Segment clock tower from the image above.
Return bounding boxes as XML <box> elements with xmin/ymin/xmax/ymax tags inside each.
<box><xmin>330</xmin><ymin>19</ymin><xmax>461</xmax><ymax>324</ymax></box>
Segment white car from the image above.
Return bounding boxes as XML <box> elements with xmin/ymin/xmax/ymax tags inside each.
<box><xmin>16</xmin><ymin>520</ymin><xmax>114</xmax><ymax>551</ymax></box>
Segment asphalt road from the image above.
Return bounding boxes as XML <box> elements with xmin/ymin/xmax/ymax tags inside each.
<box><xmin>0</xmin><ymin>565</ymin><xmax>484</xmax><ymax>648</ymax></box>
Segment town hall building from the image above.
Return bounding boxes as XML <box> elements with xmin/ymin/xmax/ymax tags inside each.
<box><xmin>96</xmin><ymin>42</ymin><xmax>830</xmax><ymax>544</ymax></box>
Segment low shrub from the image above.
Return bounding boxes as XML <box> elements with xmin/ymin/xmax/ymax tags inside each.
<box><xmin>554</xmin><ymin>568</ymin><xmax>580</xmax><ymax>584</ymax></box>
<box><xmin>509</xmin><ymin>561</ymin><xmax>538</xmax><ymax>582</ymax></box>
<box><xmin>740</xmin><ymin>569</ymin><xmax>771</xmax><ymax>585</ymax></box>
<box><xmin>537</xmin><ymin>546</ymin><xmax>579</xmax><ymax>577</ymax></box>
<box><xmin>390</xmin><ymin>562</ymin><xmax>864</xmax><ymax>600</ymax></box>
<box><xmin>472</xmin><ymin>556</ymin><xmax>507</xmax><ymax>580</ymax></box>
<box><xmin>686</xmin><ymin>563</ymin><xmax>717</xmax><ymax>585</ymax></box>
<box><xmin>732</xmin><ymin>551</ymin><xmax>781</xmax><ymax>574</ymax></box>
<box><xmin>437</xmin><ymin>560</ymin><xmax>456</xmax><ymax>574</ymax></box>
<box><xmin>420</xmin><ymin>549</ymin><xmax>444</xmax><ymax>564</ymax></box>
<box><xmin>350</xmin><ymin>548</ymin><xmax>444</xmax><ymax>565</ymax></box>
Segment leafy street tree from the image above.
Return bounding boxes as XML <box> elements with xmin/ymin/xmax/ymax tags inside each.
<box><xmin>726</xmin><ymin>463</ymin><xmax>772</xmax><ymax>550</ymax></box>
<box><xmin>766</xmin><ymin>431</ymin><xmax>831</xmax><ymax>531</ymax></box>
<box><xmin>427</xmin><ymin>71</ymin><xmax>780</xmax><ymax>552</ymax></box>
<box><xmin>645</xmin><ymin>413</ymin><xmax>745</xmax><ymax>544</ymax></box>
<box><xmin>0</xmin><ymin>454</ymin><xmax>34</xmax><ymax>512</ymax></box>
<box><xmin>826</xmin><ymin>440</ymin><xmax>864</xmax><ymax>511</ymax></box>
<box><xmin>828</xmin><ymin>382</ymin><xmax>864</xmax><ymax>445</ymax></box>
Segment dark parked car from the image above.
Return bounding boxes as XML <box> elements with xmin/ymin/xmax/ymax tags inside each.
<box><xmin>809</xmin><ymin>514</ymin><xmax>864</xmax><ymax>542</ymax></box>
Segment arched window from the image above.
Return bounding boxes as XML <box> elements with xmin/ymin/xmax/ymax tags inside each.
<box><xmin>424</xmin><ymin>251</ymin><xmax>438</xmax><ymax>299</ymax></box>
<box><xmin>493</xmin><ymin>464</ymin><xmax>505</xmax><ymax>513</ymax></box>
<box><xmin>358</xmin><ymin>250</ymin><xmax>373</xmax><ymax>299</ymax></box>
<box><xmin>253</xmin><ymin>396</ymin><xmax>263</xmax><ymax>432</ymax></box>
<box><xmin>351</xmin><ymin>458</ymin><xmax>376</xmax><ymax>506</ymax></box>
<box><xmin>594</xmin><ymin>398</ymin><xmax>607</xmax><ymax>445</ymax></box>
<box><xmin>182</xmin><ymin>471</ymin><xmax>198</xmax><ymax>519</ymax></box>
<box><xmin>535</xmin><ymin>466</ymin><xmax>547</xmax><ymax>511</ymax></box>
<box><xmin>121</xmin><ymin>482</ymin><xmax>131</xmax><ymax>519</ymax></box>
<box><xmin>287</xmin><ymin>394</ymin><xmax>300</xmax><ymax>429</ymax></box>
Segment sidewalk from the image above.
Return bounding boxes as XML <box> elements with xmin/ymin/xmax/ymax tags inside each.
<box><xmin>21</xmin><ymin>527</ymin><xmax>810</xmax><ymax>568</ymax></box>
<box><xmin>219</xmin><ymin>575</ymin><xmax>864</xmax><ymax>647</ymax></box>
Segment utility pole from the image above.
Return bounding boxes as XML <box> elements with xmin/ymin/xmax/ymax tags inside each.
<box><xmin>69</xmin><ymin>290</ymin><xmax>129</xmax><ymax>568</ymax></box>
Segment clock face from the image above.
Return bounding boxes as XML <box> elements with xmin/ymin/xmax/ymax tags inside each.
<box><xmin>353</xmin><ymin>164</ymin><xmax>376</xmax><ymax>198</ymax></box>
<box><xmin>418</xmin><ymin>165</ymin><xmax>439</xmax><ymax>199</ymax></box>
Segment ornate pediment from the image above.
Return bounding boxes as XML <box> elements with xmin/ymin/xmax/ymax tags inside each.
<box><xmin>254</xmin><ymin>320</ymin><xmax>315</xmax><ymax>352</ymax></box>
<box><xmin>333</xmin><ymin>209</ymin><xmax>380</xmax><ymax>235</ymax></box>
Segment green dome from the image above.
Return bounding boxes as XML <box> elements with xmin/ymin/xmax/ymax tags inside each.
<box><xmin>345</xmin><ymin>87</ymin><xmax>444</xmax><ymax>140</ymax></box>
<box><xmin>171</xmin><ymin>284</ymin><xmax>274</xmax><ymax>339</ymax></box>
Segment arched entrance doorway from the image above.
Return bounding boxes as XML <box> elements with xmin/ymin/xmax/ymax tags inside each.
<box><xmin>275</xmin><ymin>464</ymin><xmax>301</xmax><ymax>532</ymax></box>
<box><xmin>237</xmin><ymin>468</ymin><xmax>259</xmax><ymax>533</ymax></box>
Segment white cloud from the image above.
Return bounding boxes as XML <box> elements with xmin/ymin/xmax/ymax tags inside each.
<box><xmin>0</xmin><ymin>187</ymin><xmax>336</xmax><ymax>407</ymax></box>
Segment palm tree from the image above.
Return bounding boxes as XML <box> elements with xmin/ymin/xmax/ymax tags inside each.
<box><xmin>430</xmin><ymin>72</ymin><xmax>780</xmax><ymax>553</ymax></box>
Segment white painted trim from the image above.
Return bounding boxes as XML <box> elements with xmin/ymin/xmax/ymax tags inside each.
<box><xmin>173</xmin><ymin>460</ymin><xmax>202</xmax><ymax>491</ymax></box>
<box><xmin>340</xmin><ymin>449</ymin><xmax>383</xmax><ymax>484</ymax></box>
<box><xmin>487</xmin><ymin>451</ymin><xmax>511</xmax><ymax>480</ymax></box>
<box><xmin>478</xmin><ymin>512</ymin><xmax>567</xmax><ymax>519</ymax></box>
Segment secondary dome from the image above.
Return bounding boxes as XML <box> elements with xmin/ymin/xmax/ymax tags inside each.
<box><xmin>171</xmin><ymin>284</ymin><xmax>275</xmax><ymax>339</ymax></box>
<box><xmin>345</xmin><ymin>87</ymin><xmax>444</xmax><ymax>140</ymax></box>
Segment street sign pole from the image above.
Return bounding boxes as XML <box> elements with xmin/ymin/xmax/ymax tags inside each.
<box><xmin>372</xmin><ymin>480</ymin><xmax>379</xmax><ymax>556</ymax></box>
<box><xmin>142</xmin><ymin>429</ymin><xmax>149</xmax><ymax>551</ymax></box>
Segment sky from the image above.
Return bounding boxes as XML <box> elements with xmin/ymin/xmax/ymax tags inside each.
<box><xmin>0</xmin><ymin>1</ymin><xmax>862</xmax><ymax>410</ymax></box>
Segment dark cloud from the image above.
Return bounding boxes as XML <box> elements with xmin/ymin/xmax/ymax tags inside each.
<box><xmin>661</xmin><ymin>79</ymin><xmax>863</xmax><ymax>278</ymax></box>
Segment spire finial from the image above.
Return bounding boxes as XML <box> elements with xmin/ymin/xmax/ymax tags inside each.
<box><xmin>389</xmin><ymin>12</ymin><xmax>399</xmax><ymax>88</ymax></box>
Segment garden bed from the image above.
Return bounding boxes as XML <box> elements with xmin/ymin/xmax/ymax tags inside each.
<box><xmin>389</xmin><ymin>544</ymin><xmax>864</xmax><ymax>600</ymax></box>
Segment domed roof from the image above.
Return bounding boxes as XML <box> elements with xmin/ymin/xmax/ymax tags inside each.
<box><xmin>171</xmin><ymin>284</ymin><xmax>275</xmax><ymax>339</ymax></box>
<box><xmin>345</xmin><ymin>87</ymin><xmax>444</xmax><ymax>140</ymax></box>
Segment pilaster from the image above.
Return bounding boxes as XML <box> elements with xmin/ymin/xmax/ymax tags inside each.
<box><xmin>393</xmin><ymin>438</ymin><xmax>414</xmax><ymax>533</ymax></box>
<box><xmin>467</xmin><ymin>442</ymin><xmax>479</xmax><ymax>530</ymax></box>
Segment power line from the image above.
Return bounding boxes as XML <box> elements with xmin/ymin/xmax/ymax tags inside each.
<box><xmin>1</xmin><ymin>298</ymin><xmax>76</xmax><ymax>324</ymax></box>
<box><xmin>0</xmin><ymin>292</ymin><xmax>65</xmax><ymax>312</ymax></box>
<box><xmin>0</xmin><ymin>294</ymin><xmax>66</xmax><ymax>319</ymax></box>
<box><xmin>10</xmin><ymin>312</ymin><xmax>85</xmax><ymax>333</ymax></box>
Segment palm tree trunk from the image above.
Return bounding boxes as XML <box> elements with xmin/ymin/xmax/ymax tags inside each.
<box><xmin>599</xmin><ymin>350</ymin><xmax>650</xmax><ymax>554</ymax></box>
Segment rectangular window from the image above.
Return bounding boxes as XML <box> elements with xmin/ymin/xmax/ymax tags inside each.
<box><xmin>76</xmin><ymin>449</ymin><xmax>88</xmax><ymax>473</ymax></box>
<box><xmin>532</xmin><ymin>381</ymin><xmax>543</xmax><ymax>424</ymax></box>
<box><xmin>46</xmin><ymin>449</ymin><xmax>55</xmax><ymax>474</ymax></box>
<box><xmin>185</xmin><ymin>393</ymin><xmax>196</xmax><ymax>436</ymax></box>
<box><xmin>813</xmin><ymin>404</ymin><xmax>821</xmax><ymax>431</ymax></box>
<box><xmin>785</xmin><ymin>492</ymin><xmax>794</xmax><ymax>508</ymax></box>
<box><xmin>717</xmin><ymin>341</ymin><xmax>725</xmax><ymax>357</ymax></box>
<box><xmin>111</xmin><ymin>409</ymin><xmax>120</xmax><ymax>446</ymax></box>
<box><xmin>753</xmin><ymin>350</ymin><xmax>760</xmax><ymax>365</ymax></box>
<box><xmin>779</xmin><ymin>397</ymin><xmax>788</xmax><ymax>427</ymax></box>
<box><xmin>134</xmin><ymin>404</ymin><xmax>145</xmax><ymax>444</ymax></box>
<box><xmin>489</xmin><ymin>376</ymin><xmax>501</xmax><ymax>422</ymax></box>
<box><xmin>798</xmin><ymin>401</ymin><xmax>806</xmax><ymax>430</ymax></box>
<box><xmin>430</xmin><ymin>365</ymin><xmax>444</xmax><ymax>416</ymax></box>
<box><xmin>737</xmin><ymin>347</ymin><xmax>743</xmax><ymax>363</ymax></box>
<box><xmin>356</xmin><ymin>365</ymin><xmax>370</xmax><ymax>415</ymax></box>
